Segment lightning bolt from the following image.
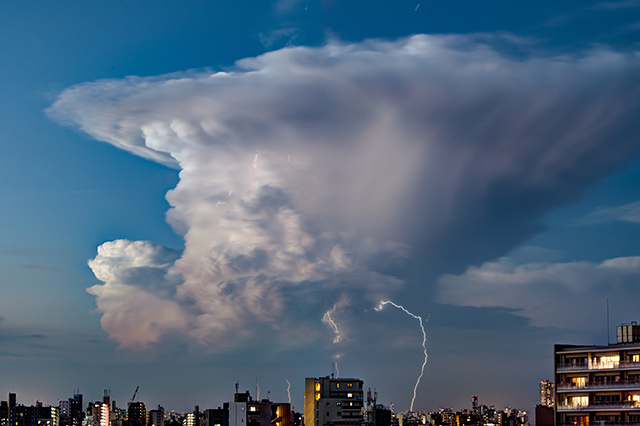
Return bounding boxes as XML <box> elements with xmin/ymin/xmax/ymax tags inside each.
<box><xmin>286</xmin><ymin>380</ymin><xmax>291</xmax><ymax>404</ymax></box>
<box><xmin>376</xmin><ymin>300</ymin><xmax>428</xmax><ymax>412</ymax></box>
<box><xmin>324</xmin><ymin>311</ymin><xmax>341</xmax><ymax>343</ymax></box>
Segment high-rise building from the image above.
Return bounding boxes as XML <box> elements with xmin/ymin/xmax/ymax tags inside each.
<box><xmin>555</xmin><ymin>322</ymin><xmax>640</xmax><ymax>426</ymax></box>
<box><xmin>92</xmin><ymin>403</ymin><xmax>109</xmax><ymax>426</ymax></box>
<box><xmin>147</xmin><ymin>406</ymin><xmax>164</xmax><ymax>426</ymax></box>
<box><xmin>538</xmin><ymin>381</ymin><xmax>554</xmax><ymax>407</ymax></box>
<box><xmin>68</xmin><ymin>393</ymin><xmax>84</xmax><ymax>426</ymax></box>
<box><xmin>304</xmin><ymin>376</ymin><xmax>364</xmax><ymax>426</ymax></box>
<box><xmin>126</xmin><ymin>403</ymin><xmax>146</xmax><ymax>426</ymax></box>
<box><xmin>9</xmin><ymin>394</ymin><xmax>16</xmax><ymax>422</ymax></box>
<box><xmin>1</xmin><ymin>400</ymin><xmax>9</xmax><ymax>426</ymax></box>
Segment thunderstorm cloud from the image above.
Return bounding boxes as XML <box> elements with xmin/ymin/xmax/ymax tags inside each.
<box><xmin>49</xmin><ymin>34</ymin><xmax>640</xmax><ymax>351</ymax></box>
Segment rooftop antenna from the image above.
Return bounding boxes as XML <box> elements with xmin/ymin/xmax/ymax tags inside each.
<box><xmin>607</xmin><ymin>298</ymin><xmax>610</xmax><ymax>345</ymax></box>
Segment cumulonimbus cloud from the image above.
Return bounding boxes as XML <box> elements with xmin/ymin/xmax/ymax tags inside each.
<box><xmin>49</xmin><ymin>34</ymin><xmax>640</xmax><ymax>351</ymax></box>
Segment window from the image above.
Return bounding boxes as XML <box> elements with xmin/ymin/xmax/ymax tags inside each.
<box><xmin>347</xmin><ymin>384</ymin><xmax>353</xmax><ymax>388</ymax></box>
<box><xmin>347</xmin><ymin>393</ymin><xmax>352</xmax><ymax>398</ymax></box>
<box><xmin>570</xmin><ymin>377</ymin><xmax>586</xmax><ymax>387</ymax></box>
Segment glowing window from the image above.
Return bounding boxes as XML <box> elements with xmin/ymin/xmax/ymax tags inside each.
<box><xmin>347</xmin><ymin>384</ymin><xmax>353</xmax><ymax>388</ymax></box>
<box><xmin>315</xmin><ymin>383</ymin><xmax>320</xmax><ymax>392</ymax></box>
<box><xmin>632</xmin><ymin>355</ymin><xmax>640</xmax><ymax>362</ymax></box>
<box><xmin>571</xmin><ymin>377</ymin><xmax>587</xmax><ymax>387</ymax></box>
<box><xmin>347</xmin><ymin>393</ymin><xmax>352</xmax><ymax>398</ymax></box>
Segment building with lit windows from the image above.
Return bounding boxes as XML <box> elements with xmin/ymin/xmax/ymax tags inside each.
<box><xmin>539</xmin><ymin>381</ymin><xmax>554</xmax><ymax>408</ymax></box>
<box><xmin>91</xmin><ymin>403</ymin><xmax>109</xmax><ymax>426</ymax></box>
<box><xmin>126</xmin><ymin>403</ymin><xmax>146</xmax><ymax>426</ymax></box>
<box><xmin>304</xmin><ymin>376</ymin><xmax>364</xmax><ymax>426</ymax></box>
<box><xmin>555</xmin><ymin>322</ymin><xmax>640</xmax><ymax>426</ymax></box>
<box><xmin>229</xmin><ymin>389</ymin><xmax>290</xmax><ymax>426</ymax></box>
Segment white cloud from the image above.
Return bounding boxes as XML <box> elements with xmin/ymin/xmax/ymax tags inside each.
<box><xmin>580</xmin><ymin>200</ymin><xmax>640</xmax><ymax>224</ymax></box>
<box><xmin>87</xmin><ymin>240</ymin><xmax>189</xmax><ymax>350</ymax></box>
<box><xmin>436</xmin><ymin>256</ymin><xmax>640</xmax><ymax>331</ymax></box>
<box><xmin>50</xmin><ymin>34</ymin><xmax>640</xmax><ymax>351</ymax></box>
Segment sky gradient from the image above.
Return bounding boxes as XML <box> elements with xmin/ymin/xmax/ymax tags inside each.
<box><xmin>2</xmin><ymin>0</ymin><xmax>640</xmax><ymax>417</ymax></box>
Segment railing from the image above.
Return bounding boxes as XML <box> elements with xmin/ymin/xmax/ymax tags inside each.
<box><xmin>557</xmin><ymin>361</ymin><xmax>640</xmax><ymax>371</ymax></box>
<box><xmin>557</xmin><ymin>381</ymin><xmax>640</xmax><ymax>391</ymax></box>
<box><xmin>558</xmin><ymin>423</ymin><xmax>640</xmax><ymax>426</ymax></box>
<box><xmin>557</xmin><ymin>402</ymin><xmax>640</xmax><ymax>411</ymax></box>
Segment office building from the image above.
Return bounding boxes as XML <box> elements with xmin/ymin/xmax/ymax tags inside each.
<box><xmin>555</xmin><ymin>322</ymin><xmax>640</xmax><ymax>426</ymax></box>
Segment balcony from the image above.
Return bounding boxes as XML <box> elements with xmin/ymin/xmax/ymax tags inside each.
<box><xmin>557</xmin><ymin>361</ymin><xmax>640</xmax><ymax>372</ymax></box>
<box><xmin>558</xmin><ymin>423</ymin><xmax>640</xmax><ymax>426</ymax></box>
<box><xmin>557</xmin><ymin>402</ymin><xmax>640</xmax><ymax>412</ymax></box>
<box><xmin>557</xmin><ymin>381</ymin><xmax>640</xmax><ymax>392</ymax></box>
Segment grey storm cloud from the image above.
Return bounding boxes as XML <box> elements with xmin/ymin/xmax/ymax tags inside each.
<box><xmin>49</xmin><ymin>34</ymin><xmax>640</xmax><ymax>351</ymax></box>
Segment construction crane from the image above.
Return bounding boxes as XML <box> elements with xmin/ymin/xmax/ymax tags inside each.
<box><xmin>130</xmin><ymin>386</ymin><xmax>139</xmax><ymax>403</ymax></box>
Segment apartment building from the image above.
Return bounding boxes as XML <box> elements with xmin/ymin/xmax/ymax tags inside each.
<box><xmin>555</xmin><ymin>323</ymin><xmax>640</xmax><ymax>426</ymax></box>
<box><xmin>304</xmin><ymin>377</ymin><xmax>365</xmax><ymax>426</ymax></box>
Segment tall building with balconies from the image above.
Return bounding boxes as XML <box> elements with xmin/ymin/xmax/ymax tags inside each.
<box><xmin>554</xmin><ymin>322</ymin><xmax>640</xmax><ymax>426</ymax></box>
<box><xmin>304</xmin><ymin>376</ymin><xmax>364</xmax><ymax>426</ymax></box>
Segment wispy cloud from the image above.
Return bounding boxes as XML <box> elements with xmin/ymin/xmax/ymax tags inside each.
<box><xmin>591</xmin><ymin>0</ymin><xmax>640</xmax><ymax>10</ymax></box>
<box><xmin>580</xmin><ymin>201</ymin><xmax>640</xmax><ymax>225</ymax></box>
<box><xmin>437</xmin><ymin>256</ymin><xmax>640</xmax><ymax>331</ymax></box>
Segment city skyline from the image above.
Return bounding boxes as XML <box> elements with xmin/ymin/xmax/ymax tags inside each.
<box><xmin>1</xmin><ymin>0</ymin><xmax>640</xmax><ymax>417</ymax></box>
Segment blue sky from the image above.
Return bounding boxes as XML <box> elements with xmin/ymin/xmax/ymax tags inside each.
<box><xmin>1</xmin><ymin>0</ymin><xmax>640</xmax><ymax>417</ymax></box>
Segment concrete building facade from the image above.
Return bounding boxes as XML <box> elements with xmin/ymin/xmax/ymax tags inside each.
<box><xmin>304</xmin><ymin>377</ymin><xmax>364</xmax><ymax>426</ymax></box>
<box><xmin>555</xmin><ymin>323</ymin><xmax>640</xmax><ymax>426</ymax></box>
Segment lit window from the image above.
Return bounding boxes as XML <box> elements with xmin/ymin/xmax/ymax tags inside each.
<box><xmin>347</xmin><ymin>384</ymin><xmax>353</xmax><ymax>388</ymax></box>
<box><xmin>347</xmin><ymin>393</ymin><xmax>352</xmax><ymax>398</ymax></box>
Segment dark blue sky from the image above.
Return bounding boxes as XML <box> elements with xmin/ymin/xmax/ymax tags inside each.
<box><xmin>1</xmin><ymin>0</ymin><xmax>640</xmax><ymax>416</ymax></box>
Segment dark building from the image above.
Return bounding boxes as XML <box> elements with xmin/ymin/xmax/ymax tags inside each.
<box><xmin>534</xmin><ymin>406</ymin><xmax>554</xmax><ymax>426</ymax></box>
<box><xmin>127</xmin><ymin>402</ymin><xmax>147</xmax><ymax>426</ymax></box>
<box><xmin>60</xmin><ymin>393</ymin><xmax>84</xmax><ymax>426</ymax></box>
<box><xmin>202</xmin><ymin>405</ymin><xmax>229</xmax><ymax>426</ymax></box>
<box><xmin>1</xmin><ymin>401</ymin><xmax>9</xmax><ymax>425</ymax></box>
